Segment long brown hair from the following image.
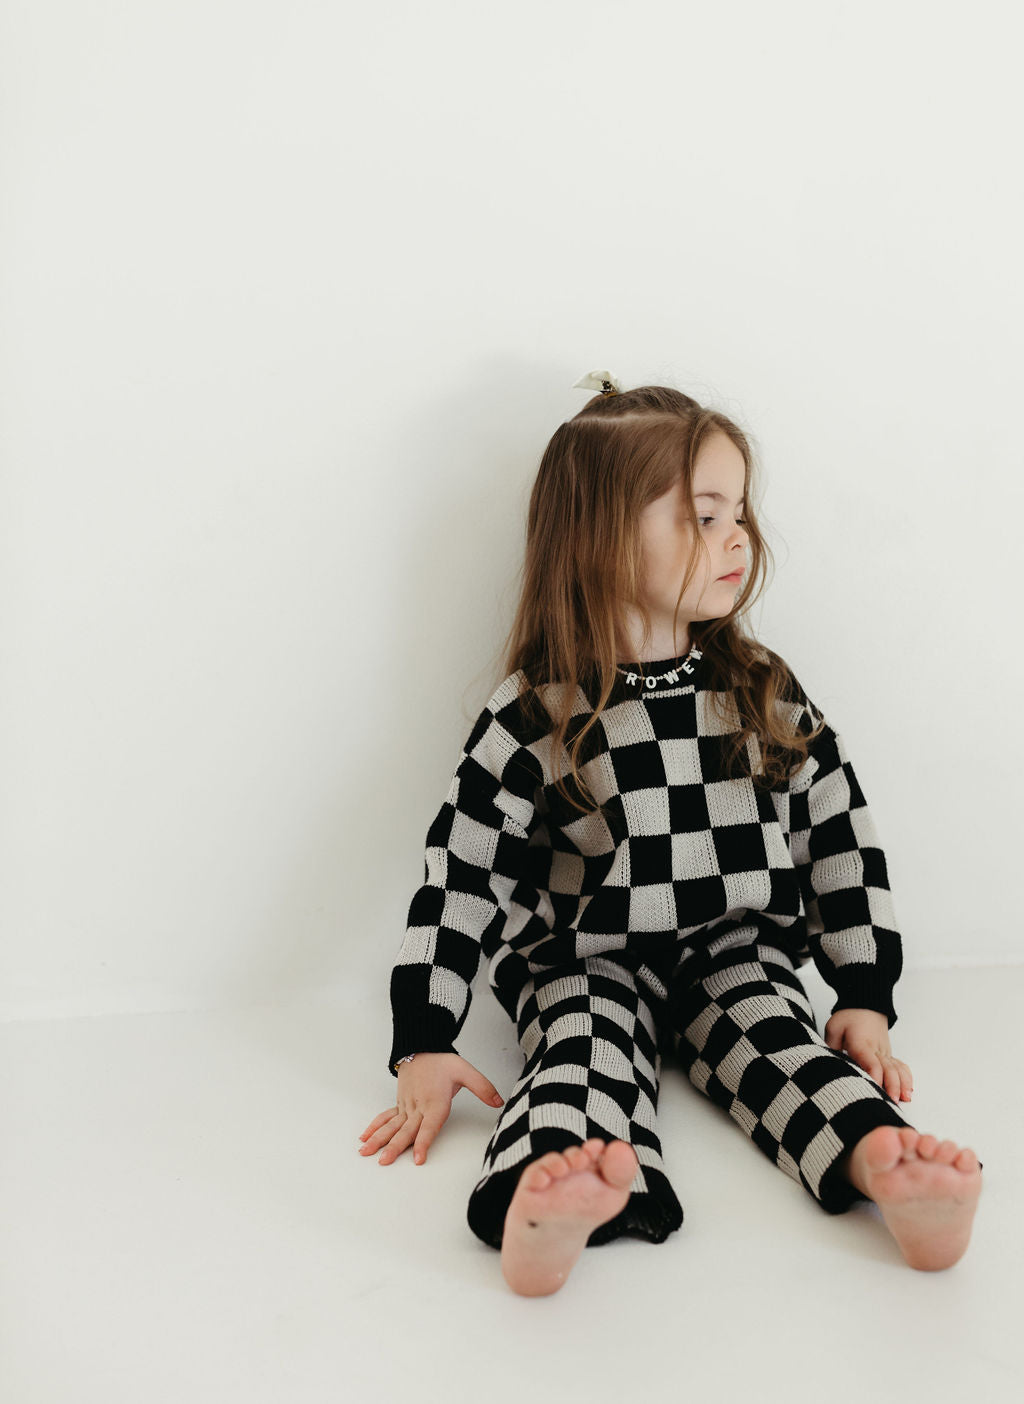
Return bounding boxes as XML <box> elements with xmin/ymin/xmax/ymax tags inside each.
<box><xmin>489</xmin><ymin>384</ymin><xmax>826</xmax><ymax>817</ymax></box>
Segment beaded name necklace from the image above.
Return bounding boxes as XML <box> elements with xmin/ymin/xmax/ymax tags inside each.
<box><xmin>616</xmin><ymin>645</ymin><xmax>703</xmax><ymax>693</ymax></box>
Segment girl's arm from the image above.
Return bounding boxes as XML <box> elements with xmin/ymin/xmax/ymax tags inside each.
<box><xmin>387</xmin><ymin>695</ymin><xmax>540</xmax><ymax>1077</ymax></box>
<box><xmin>788</xmin><ymin>711</ymin><xmax>904</xmax><ymax>1030</ymax></box>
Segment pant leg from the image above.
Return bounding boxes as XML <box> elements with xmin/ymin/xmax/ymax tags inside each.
<box><xmin>661</xmin><ymin>938</ymin><xmax>918</xmax><ymax>1215</ymax></box>
<box><xmin>466</xmin><ymin>955</ymin><xmax>684</xmax><ymax>1249</ymax></box>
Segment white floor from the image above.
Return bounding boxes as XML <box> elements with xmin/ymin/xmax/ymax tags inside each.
<box><xmin>2</xmin><ymin>962</ymin><xmax>1019</xmax><ymax>1404</ymax></box>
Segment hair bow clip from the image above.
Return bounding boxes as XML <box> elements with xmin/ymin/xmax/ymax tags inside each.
<box><xmin>572</xmin><ymin>370</ymin><xmax>623</xmax><ymax>395</ymax></box>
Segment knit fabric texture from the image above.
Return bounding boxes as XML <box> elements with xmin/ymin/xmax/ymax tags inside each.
<box><xmin>387</xmin><ymin>646</ymin><xmax>903</xmax><ymax>1076</ymax></box>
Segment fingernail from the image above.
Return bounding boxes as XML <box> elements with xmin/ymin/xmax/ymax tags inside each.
<box><xmin>492</xmin><ymin>1094</ymin><xmax>504</xmax><ymax>1106</ymax></box>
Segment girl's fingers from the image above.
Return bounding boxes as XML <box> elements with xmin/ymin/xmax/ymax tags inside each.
<box><xmin>878</xmin><ymin>1055</ymin><xmax>911</xmax><ymax>1102</ymax></box>
<box><xmin>842</xmin><ymin>1048</ymin><xmax>912</xmax><ymax>1104</ymax></box>
<box><xmin>359</xmin><ymin>1107</ymin><xmax>399</xmax><ymax>1140</ymax></box>
<box><xmin>378</xmin><ymin>1117</ymin><xmax>421</xmax><ymax>1165</ymax></box>
<box><xmin>412</xmin><ymin>1115</ymin><xmax>445</xmax><ymax>1165</ymax></box>
<box><xmin>359</xmin><ymin>1111</ymin><xmax>405</xmax><ymax>1153</ymax></box>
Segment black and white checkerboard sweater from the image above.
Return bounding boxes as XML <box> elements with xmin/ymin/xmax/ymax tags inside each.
<box><xmin>388</xmin><ymin>644</ymin><xmax>903</xmax><ymax>1076</ymax></box>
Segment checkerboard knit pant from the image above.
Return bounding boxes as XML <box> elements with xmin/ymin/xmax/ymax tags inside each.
<box><xmin>466</xmin><ymin>941</ymin><xmax>919</xmax><ymax>1250</ymax></box>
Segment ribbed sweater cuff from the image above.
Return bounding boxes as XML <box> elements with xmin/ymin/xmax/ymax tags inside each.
<box><xmin>827</xmin><ymin>969</ymin><xmax>898</xmax><ymax>1030</ymax></box>
<box><xmin>388</xmin><ymin>1013</ymin><xmax>459</xmax><ymax>1078</ymax></box>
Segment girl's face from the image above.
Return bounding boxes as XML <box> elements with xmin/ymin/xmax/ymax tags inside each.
<box><xmin>637</xmin><ymin>431</ymin><xmax>749</xmax><ymax>627</ymax></box>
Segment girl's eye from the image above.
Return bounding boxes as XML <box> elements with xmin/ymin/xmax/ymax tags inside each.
<box><xmin>698</xmin><ymin>517</ymin><xmax>747</xmax><ymax>527</ymax></box>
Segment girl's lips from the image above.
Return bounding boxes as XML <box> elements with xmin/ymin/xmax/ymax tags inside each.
<box><xmin>719</xmin><ymin>570</ymin><xmax>743</xmax><ymax>581</ymax></box>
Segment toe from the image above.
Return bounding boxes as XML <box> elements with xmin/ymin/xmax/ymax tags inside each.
<box><xmin>537</xmin><ymin>1151</ymin><xmax>570</xmax><ymax>1178</ymax></box>
<box><xmin>562</xmin><ymin>1145</ymin><xmax>588</xmax><ymax>1171</ymax></box>
<box><xmin>600</xmin><ymin>1140</ymin><xmax>639</xmax><ymax>1188</ymax></box>
<box><xmin>897</xmin><ymin>1127</ymin><xmax>919</xmax><ymax>1157</ymax></box>
<box><xmin>580</xmin><ymin>1140</ymin><xmax>605</xmax><ymax>1167</ymax></box>
<box><xmin>521</xmin><ymin>1162</ymin><xmax>553</xmax><ymax>1191</ymax></box>
<box><xmin>954</xmin><ymin>1147</ymin><xmax>980</xmax><ymax>1173</ymax></box>
<box><xmin>859</xmin><ymin>1125</ymin><xmax>903</xmax><ymax>1173</ymax></box>
<box><xmin>935</xmin><ymin>1139</ymin><xmax>959</xmax><ymax>1164</ymax></box>
<box><xmin>915</xmin><ymin>1134</ymin><xmax>938</xmax><ymax>1158</ymax></box>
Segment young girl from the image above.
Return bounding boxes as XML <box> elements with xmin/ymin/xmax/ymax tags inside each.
<box><xmin>358</xmin><ymin>374</ymin><xmax>984</xmax><ymax>1296</ymax></box>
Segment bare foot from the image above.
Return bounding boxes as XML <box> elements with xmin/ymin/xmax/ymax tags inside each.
<box><xmin>500</xmin><ymin>1138</ymin><xmax>639</xmax><ymax>1296</ymax></box>
<box><xmin>844</xmin><ymin>1125</ymin><xmax>983</xmax><ymax>1270</ymax></box>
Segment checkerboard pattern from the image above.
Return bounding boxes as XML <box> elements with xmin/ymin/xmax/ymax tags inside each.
<box><xmin>389</xmin><ymin>648</ymin><xmax>904</xmax><ymax>1077</ymax></box>
<box><xmin>466</xmin><ymin>940</ymin><xmax>917</xmax><ymax>1250</ymax></box>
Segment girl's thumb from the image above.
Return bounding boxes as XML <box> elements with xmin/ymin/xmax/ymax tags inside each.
<box><xmin>474</xmin><ymin>1082</ymin><xmax>504</xmax><ymax>1108</ymax></box>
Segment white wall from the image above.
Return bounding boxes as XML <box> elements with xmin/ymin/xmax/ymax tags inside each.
<box><xmin>2</xmin><ymin>0</ymin><xmax>1020</xmax><ymax>1021</ymax></box>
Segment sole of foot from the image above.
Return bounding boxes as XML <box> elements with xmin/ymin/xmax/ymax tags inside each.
<box><xmin>500</xmin><ymin>1138</ymin><xmax>638</xmax><ymax>1297</ymax></box>
<box><xmin>849</xmin><ymin>1125</ymin><xmax>983</xmax><ymax>1271</ymax></box>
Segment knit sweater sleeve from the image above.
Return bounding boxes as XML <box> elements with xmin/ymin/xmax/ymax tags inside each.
<box><xmin>387</xmin><ymin>691</ymin><xmax>540</xmax><ymax>1077</ymax></box>
<box><xmin>786</xmin><ymin>682</ymin><xmax>904</xmax><ymax>1030</ymax></box>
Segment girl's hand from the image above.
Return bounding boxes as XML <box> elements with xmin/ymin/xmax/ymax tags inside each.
<box><xmin>823</xmin><ymin>1008</ymin><xmax>914</xmax><ymax>1104</ymax></box>
<box><xmin>357</xmin><ymin>1052</ymin><xmax>505</xmax><ymax>1167</ymax></box>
